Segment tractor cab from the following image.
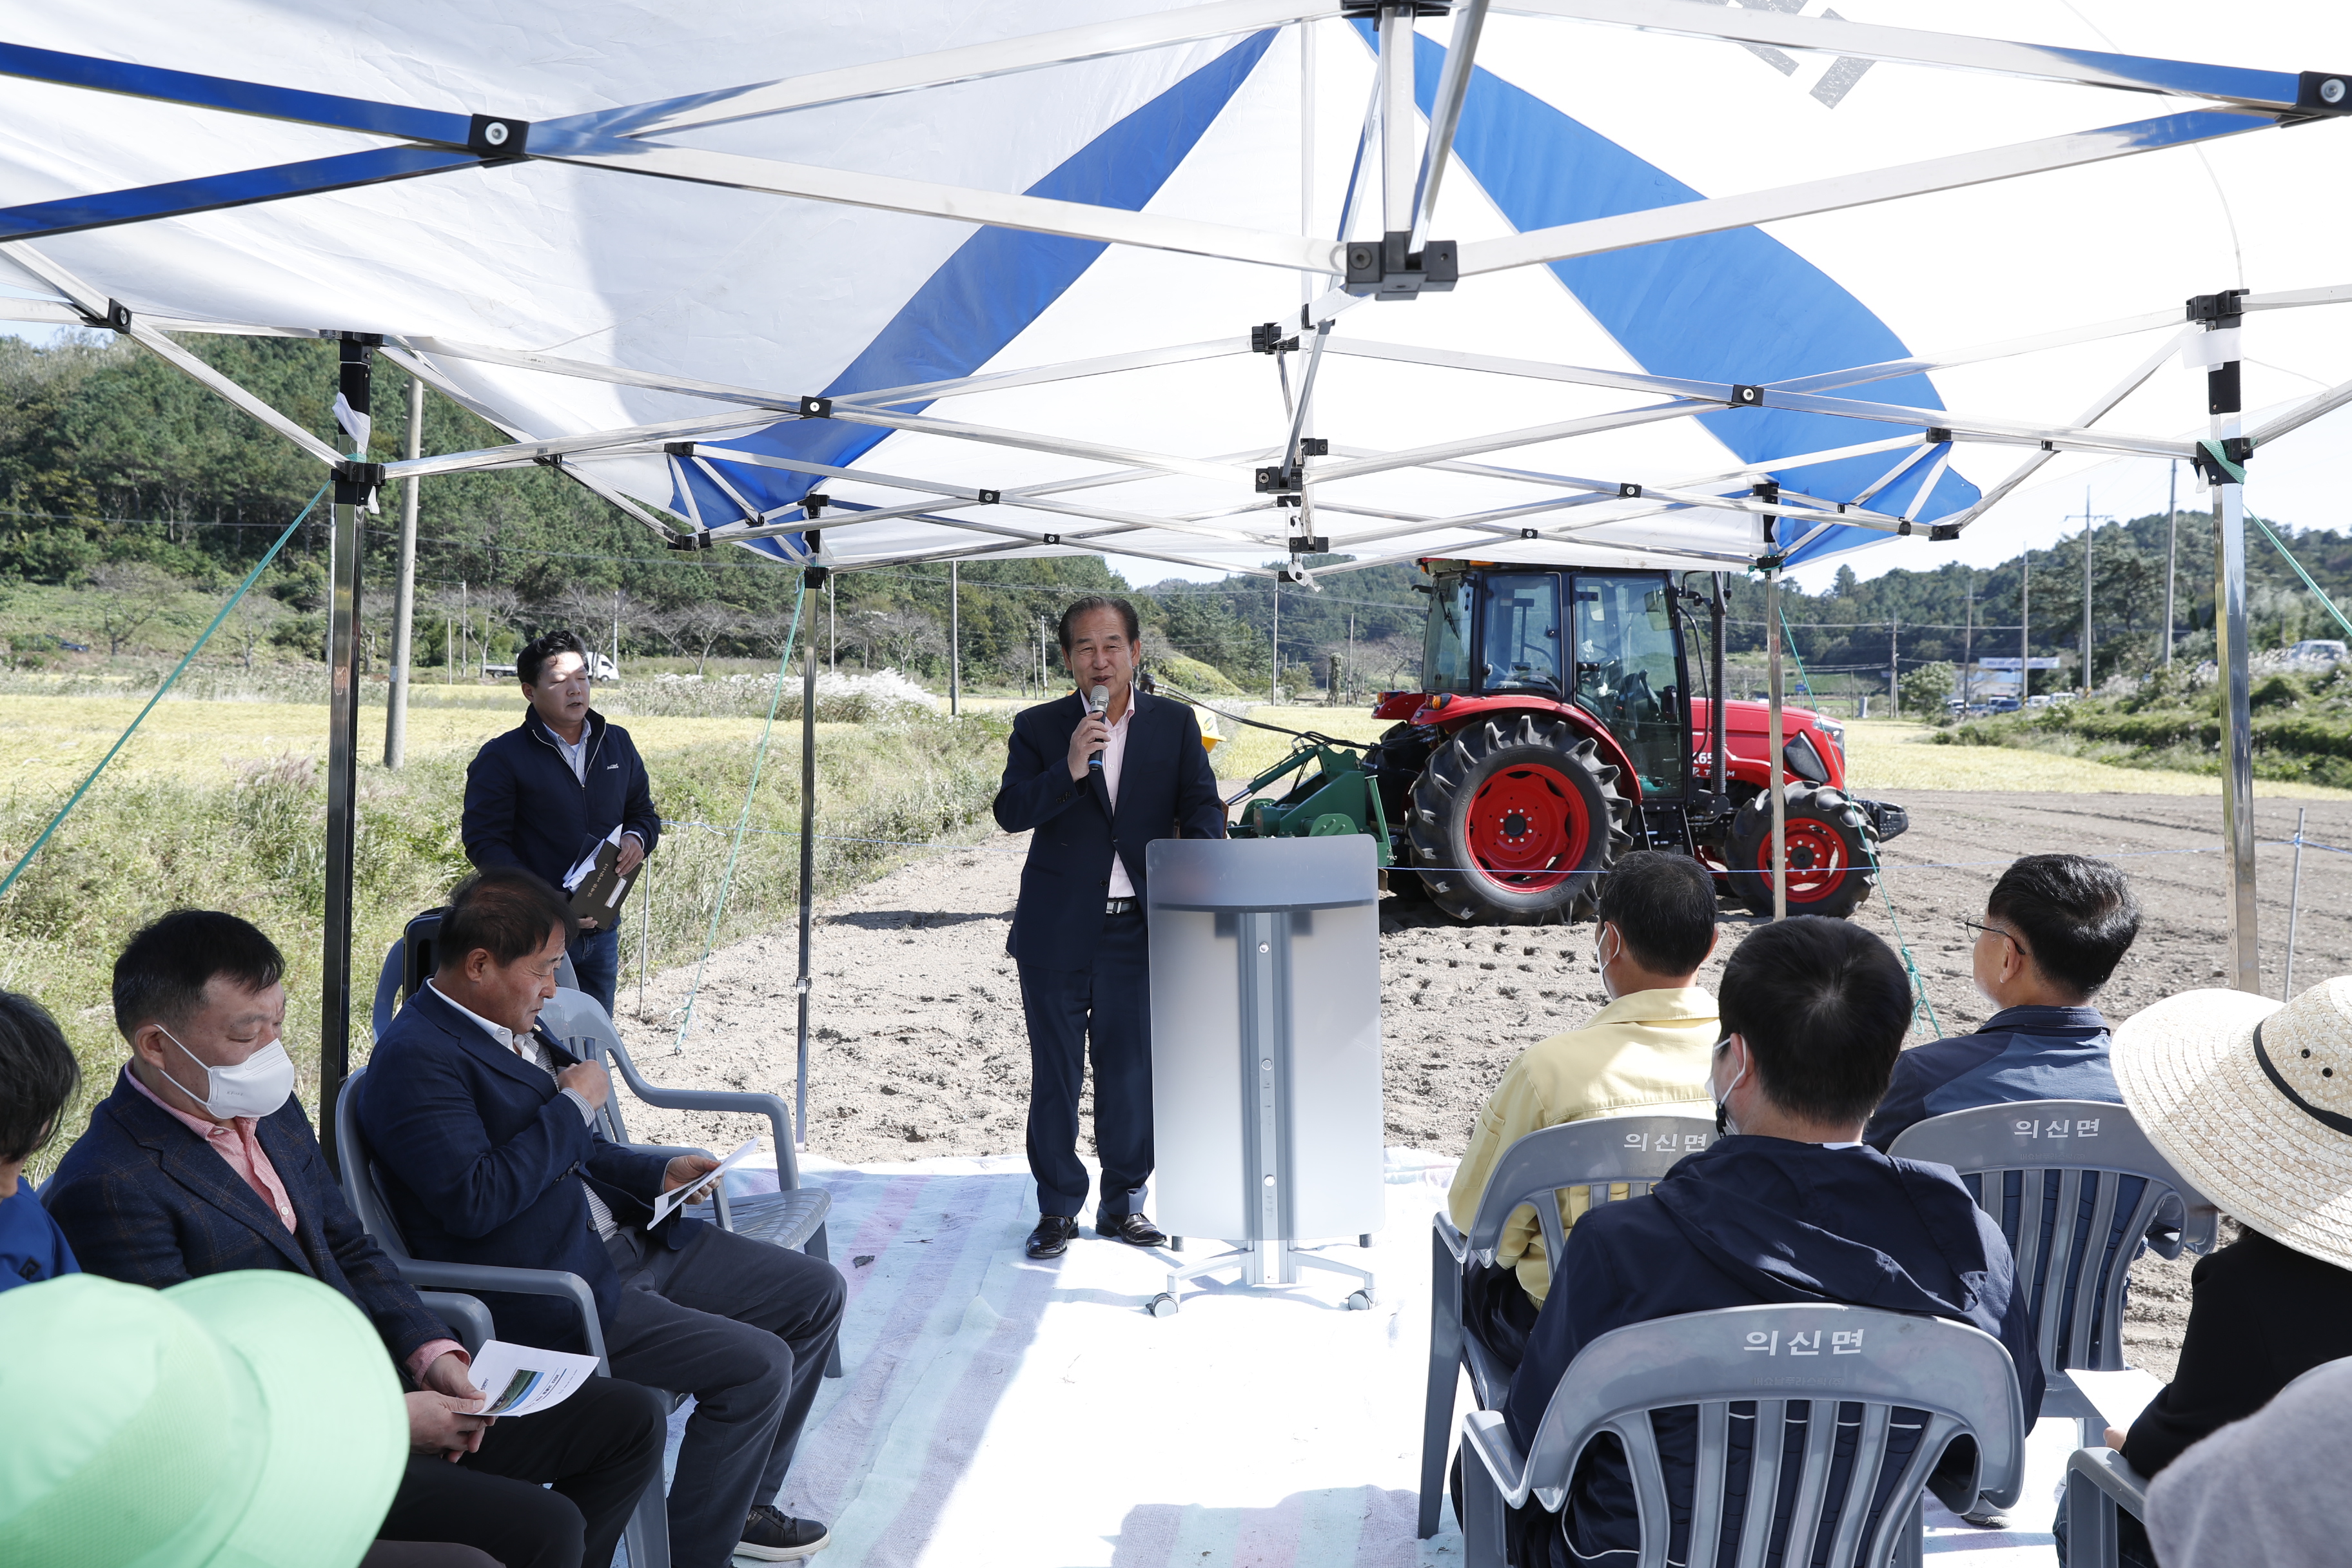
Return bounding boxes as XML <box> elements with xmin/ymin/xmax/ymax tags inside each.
<box><xmin>1420</xmin><ymin>566</ymin><xmax>1689</xmax><ymax>800</ymax></box>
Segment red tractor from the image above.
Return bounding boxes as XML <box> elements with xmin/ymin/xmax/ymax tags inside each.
<box><xmin>1229</xmin><ymin>562</ymin><xmax>1907</xmax><ymax>924</ymax></box>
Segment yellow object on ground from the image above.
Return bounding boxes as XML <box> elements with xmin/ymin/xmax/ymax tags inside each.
<box><xmin>1444</xmin><ymin>985</ymin><xmax>1719</xmax><ymax>1307</ymax></box>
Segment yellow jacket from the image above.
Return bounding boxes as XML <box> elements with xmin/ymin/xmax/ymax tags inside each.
<box><xmin>1444</xmin><ymin>986</ymin><xmax>1720</xmax><ymax>1307</ymax></box>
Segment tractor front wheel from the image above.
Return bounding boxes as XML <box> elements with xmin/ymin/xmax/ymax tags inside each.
<box><xmin>1405</xmin><ymin>716</ymin><xmax>1631</xmax><ymax>924</ymax></box>
<box><xmin>1724</xmin><ymin>783</ymin><xmax>1877</xmax><ymax>919</ymax></box>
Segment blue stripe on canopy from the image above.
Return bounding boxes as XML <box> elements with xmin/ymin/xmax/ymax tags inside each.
<box><xmin>1381</xmin><ymin>25</ymin><xmax>1979</xmax><ymax>565</ymax></box>
<box><xmin>679</xmin><ymin>30</ymin><xmax>1279</xmax><ymax>560</ymax></box>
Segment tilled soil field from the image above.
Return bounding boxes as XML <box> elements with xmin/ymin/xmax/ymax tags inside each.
<box><xmin>615</xmin><ymin>790</ymin><xmax>2350</xmax><ymax>1378</ymax></box>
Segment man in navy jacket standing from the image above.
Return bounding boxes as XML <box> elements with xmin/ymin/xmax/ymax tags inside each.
<box><xmin>992</xmin><ymin>596</ymin><xmax>1224</xmax><ymax>1260</ymax></box>
<box><xmin>464</xmin><ymin>629</ymin><xmax>660</xmax><ymax>1017</ymax></box>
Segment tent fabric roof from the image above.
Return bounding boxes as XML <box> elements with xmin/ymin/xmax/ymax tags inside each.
<box><xmin>1</xmin><ymin>1</ymin><xmax>2347</xmax><ymax>583</ymax></box>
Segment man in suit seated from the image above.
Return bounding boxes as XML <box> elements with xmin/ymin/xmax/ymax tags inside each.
<box><xmin>43</xmin><ymin>910</ymin><xmax>667</xmax><ymax>1568</ymax></box>
<box><xmin>1498</xmin><ymin>917</ymin><xmax>2043</xmax><ymax>1566</ymax></box>
<box><xmin>360</xmin><ymin>867</ymin><xmax>845</xmax><ymax>1567</ymax></box>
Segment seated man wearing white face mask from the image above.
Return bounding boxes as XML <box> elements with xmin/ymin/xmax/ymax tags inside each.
<box><xmin>42</xmin><ymin>910</ymin><xmax>668</xmax><ymax>1568</ymax></box>
<box><xmin>1444</xmin><ymin>852</ymin><xmax>1722</xmax><ymax>1372</ymax></box>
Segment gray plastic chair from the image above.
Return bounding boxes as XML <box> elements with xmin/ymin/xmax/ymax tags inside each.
<box><xmin>2064</xmin><ymin>1446</ymin><xmax>2151</xmax><ymax>1568</ymax></box>
<box><xmin>1460</xmin><ymin>1302</ymin><xmax>2027</xmax><ymax>1568</ymax></box>
<box><xmin>1888</xmin><ymin>1099</ymin><xmax>2217</xmax><ymax>1440</ymax></box>
<box><xmin>1422</xmin><ymin>1114</ymin><xmax>1716</xmax><ymax>1538</ymax></box>
<box><xmin>369</xmin><ymin>914</ymin><xmax>576</xmax><ymax>1041</ymax></box>
<box><xmin>336</xmin><ymin>1066</ymin><xmax>672</xmax><ymax>1568</ymax></box>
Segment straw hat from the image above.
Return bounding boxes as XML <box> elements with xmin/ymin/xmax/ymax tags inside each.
<box><xmin>2112</xmin><ymin>976</ymin><xmax>2352</xmax><ymax>1273</ymax></box>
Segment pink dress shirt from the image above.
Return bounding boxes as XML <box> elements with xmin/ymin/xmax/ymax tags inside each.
<box><xmin>125</xmin><ymin>1066</ymin><xmax>464</xmax><ymax>1382</ymax></box>
<box><xmin>1099</xmin><ymin>698</ymin><xmax>1136</xmax><ymax>899</ymax></box>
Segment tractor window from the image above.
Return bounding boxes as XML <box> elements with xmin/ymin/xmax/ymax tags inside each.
<box><xmin>1423</xmin><ymin>575</ymin><xmax>1476</xmax><ymax>693</ymax></box>
<box><xmin>1477</xmin><ymin>574</ymin><xmax>1561</xmax><ymax>695</ymax></box>
<box><xmin>1570</xmin><ymin>574</ymin><xmax>1686</xmax><ymax>796</ymax></box>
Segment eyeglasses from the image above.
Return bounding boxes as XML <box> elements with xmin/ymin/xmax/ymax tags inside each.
<box><xmin>1961</xmin><ymin>918</ymin><xmax>2030</xmax><ymax>957</ymax></box>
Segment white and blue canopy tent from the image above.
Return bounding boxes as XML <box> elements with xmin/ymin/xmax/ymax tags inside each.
<box><xmin>1</xmin><ymin>1</ymin><xmax>2347</xmax><ymax>1139</ymax></box>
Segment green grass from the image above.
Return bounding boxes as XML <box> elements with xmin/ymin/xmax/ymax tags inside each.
<box><xmin>8</xmin><ymin>705</ymin><xmax>1010</xmax><ymax>1181</ymax></box>
<box><xmin>1931</xmin><ymin>665</ymin><xmax>2352</xmax><ymax>791</ymax></box>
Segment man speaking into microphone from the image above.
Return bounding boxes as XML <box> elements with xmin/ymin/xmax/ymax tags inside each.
<box><xmin>992</xmin><ymin>596</ymin><xmax>1225</xmax><ymax>1259</ymax></box>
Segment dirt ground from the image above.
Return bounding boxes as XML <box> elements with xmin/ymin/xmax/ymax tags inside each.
<box><xmin>614</xmin><ymin>790</ymin><xmax>2351</xmax><ymax>1380</ymax></box>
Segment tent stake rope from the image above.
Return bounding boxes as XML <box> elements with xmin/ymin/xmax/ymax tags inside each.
<box><xmin>669</xmin><ymin>580</ymin><xmax>807</xmax><ymax>1056</ymax></box>
<box><xmin>0</xmin><ymin>484</ymin><xmax>328</xmax><ymax>903</ymax></box>
<box><xmin>2250</xmin><ymin>513</ymin><xmax>2352</xmax><ymax>640</ymax></box>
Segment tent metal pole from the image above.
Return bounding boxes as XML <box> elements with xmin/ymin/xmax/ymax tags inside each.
<box><xmin>794</xmin><ymin>574</ymin><xmax>822</xmax><ymax>1148</ymax></box>
<box><xmin>948</xmin><ymin>561</ymin><xmax>960</xmax><ymax>716</ymax></box>
<box><xmin>1708</xmin><ymin>574</ymin><xmax>1728</xmax><ymax>806</ymax></box>
<box><xmin>384</xmin><ymin>372</ymin><xmax>422</xmax><ymax>768</ymax></box>
<box><xmin>1766</xmin><ymin>571</ymin><xmax>1787</xmax><ymax>920</ymax></box>
<box><xmin>2162</xmin><ymin>459</ymin><xmax>2178</xmax><ymax>665</ymax></box>
<box><xmin>320</xmin><ymin>333</ymin><xmax>376</xmax><ymax>1170</ymax></box>
<box><xmin>2200</xmin><ymin>294</ymin><xmax>2259</xmax><ymax>993</ymax></box>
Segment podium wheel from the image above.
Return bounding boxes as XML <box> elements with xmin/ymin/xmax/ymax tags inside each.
<box><xmin>1148</xmin><ymin>1293</ymin><xmax>1179</xmax><ymax>1318</ymax></box>
<box><xmin>1345</xmin><ymin>1290</ymin><xmax>1373</xmax><ymax>1311</ymax></box>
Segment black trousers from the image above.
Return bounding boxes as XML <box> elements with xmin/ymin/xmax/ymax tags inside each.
<box><xmin>1018</xmin><ymin>907</ymin><xmax>1152</xmax><ymax>1222</ymax></box>
<box><xmin>377</xmin><ymin>1372</ymin><xmax>668</xmax><ymax>1568</ymax></box>
<box><xmin>605</xmin><ymin>1222</ymin><xmax>847</xmax><ymax>1568</ymax></box>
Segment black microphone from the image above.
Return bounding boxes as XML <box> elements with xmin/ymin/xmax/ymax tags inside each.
<box><xmin>1087</xmin><ymin>684</ymin><xmax>1110</xmax><ymax>772</ymax></box>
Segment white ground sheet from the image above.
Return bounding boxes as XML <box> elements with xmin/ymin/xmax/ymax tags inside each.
<box><xmin>660</xmin><ymin>1150</ymin><xmax>2076</xmax><ymax>1567</ymax></box>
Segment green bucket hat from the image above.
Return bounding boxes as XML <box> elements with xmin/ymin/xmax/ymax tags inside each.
<box><xmin>0</xmin><ymin>1269</ymin><xmax>406</xmax><ymax>1568</ymax></box>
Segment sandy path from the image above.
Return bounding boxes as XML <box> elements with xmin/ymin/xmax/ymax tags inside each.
<box><xmin>613</xmin><ymin>790</ymin><xmax>2351</xmax><ymax>1378</ymax></box>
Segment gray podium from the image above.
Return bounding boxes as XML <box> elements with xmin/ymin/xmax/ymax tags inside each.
<box><xmin>1144</xmin><ymin>836</ymin><xmax>1385</xmax><ymax>1315</ymax></box>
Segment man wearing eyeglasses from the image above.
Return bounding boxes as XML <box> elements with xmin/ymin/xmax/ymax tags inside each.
<box><xmin>464</xmin><ymin>630</ymin><xmax>660</xmax><ymax>1017</ymax></box>
<box><xmin>1863</xmin><ymin>854</ymin><xmax>2143</xmax><ymax>1153</ymax></box>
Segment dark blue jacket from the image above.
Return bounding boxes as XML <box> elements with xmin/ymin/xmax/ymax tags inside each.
<box><xmin>357</xmin><ymin>985</ymin><xmax>701</xmax><ymax>1350</ymax></box>
<box><xmin>991</xmin><ymin>689</ymin><xmax>1224</xmax><ymax>971</ymax></box>
<box><xmin>463</xmin><ymin>707</ymin><xmax>661</xmax><ymax>923</ymax></box>
<box><xmin>1863</xmin><ymin>1005</ymin><xmax>2121</xmax><ymax>1152</ymax></box>
<box><xmin>1505</xmin><ymin>1138</ymin><xmax>2041</xmax><ymax>1567</ymax></box>
<box><xmin>0</xmin><ymin>1180</ymin><xmax>75</xmax><ymax>1291</ymax></box>
<box><xmin>43</xmin><ymin>1069</ymin><xmax>447</xmax><ymax>1371</ymax></box>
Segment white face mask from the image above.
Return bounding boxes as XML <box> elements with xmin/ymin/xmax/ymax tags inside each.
<box><xmin>161</xmin><ymin>1025</ymin><xmax>296</xmax><ymax>1121</ymax></box>
<box><xmin>1712</xmin><ymin>1040</ymin><xmax>1750</xmax><ymax>1137</ymax></box>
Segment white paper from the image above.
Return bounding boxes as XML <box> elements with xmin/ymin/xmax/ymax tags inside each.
<box><xmin>461</xmin><ymin>1338</ymin><xmax>601</xmax><ymax>1418</ymax></box>
<box><xmin>562</xmin><ymin>825</ymin><xmax>623</xmax><ymax>891</ymax></box>
<box><xmin>651</xmin><ymin>1137</ymin><xmax>758</xmax><ymax>1226</ymax></box>
<box><xmin>2182</xmin><ymin>326</ymin><xmax>2242</xmax><ymax>371</ymax></box>
<box><xmin>2070</xmin><ymin>1367</ymin><xmax>2164</xmax><ymax>1435</ymax></box>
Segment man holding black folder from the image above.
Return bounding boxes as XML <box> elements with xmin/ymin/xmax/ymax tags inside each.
<box><xmin>463</xmin><ymin>630</ymin><xmax>660</xmax><ymax>1017</ymax></box>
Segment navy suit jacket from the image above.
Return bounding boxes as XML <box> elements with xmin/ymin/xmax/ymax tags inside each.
<box><xmin>991</xmin><ymin>689</ymin><xmax>1224</xmax><ymax>970</ymax></box>
<box><xmin>463</xmin><ymin>707</ymin><xmax>661</xmax><ymax>924</ymax></box>
<box><xmin>43</xmin><ymin>1068</ymin><xmax>449</xmax><ymax>1373</ymax></box>
<box><xmin>357</xmin><ymin>985</ymin><xmax>700</xmax><ymax>1349</ymax></box>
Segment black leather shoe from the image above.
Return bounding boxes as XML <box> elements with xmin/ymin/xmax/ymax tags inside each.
<box><xmin>1098</xmin><ymin>1211</ymin><xmax>1167</xmax><ymax>1247</ymax></box>
<box><xmin>1026</xmin><ymin>1215</ymin><xmax>1080</xmax><ymax>1259</ymax></box>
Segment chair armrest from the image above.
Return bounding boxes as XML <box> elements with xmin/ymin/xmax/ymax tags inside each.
<box><xmin>607</xmin><ymin>1041</ymin><xmax>803</xmax><ymax>1191</ymax></box>
<box><xmin>1461</xmin><ymin>1409</ymin><xmax>1532</xmax><ymax>1508</ymax></box>
<box><xmin>1435</xmin><ymin>1211</ymin><xmax>1470</xmax><ymax>1266</ymax></box>
<box><xmin>2065</xmin><ymin>1447</ymin><xmax>2150</xmax><ymax>1520</ymax></box>
<box><xmin>393</xmin><ymin>1260</ymin><xmax>609</xmax><ymax>1366</ymax></box>
<box><xmin>415</xmin><ymin>1290</ymin><xmax>495</xmax><ymax>1357</ymax></box>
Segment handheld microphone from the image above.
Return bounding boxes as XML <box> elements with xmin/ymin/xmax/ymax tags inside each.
<box><xmin>1087</xmin><ymin>684</ymin><xmax>1110</xmax><ymax>772</ymax></box>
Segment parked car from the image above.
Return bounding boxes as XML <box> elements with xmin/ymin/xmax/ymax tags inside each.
<box><xmin>2025</xmin><ymin>694</ymin><xmax>2055</xmax><ymax>709</ymax></box>
<box><xmin>1986</xmin><ymin>696</ymin><xmax>2021</xmax><ymax>712</ymax></box>
<box><xmin>2288</xmin><ymin>639</ymin><xmax>2347</xmax><ymax>667</ymax></box>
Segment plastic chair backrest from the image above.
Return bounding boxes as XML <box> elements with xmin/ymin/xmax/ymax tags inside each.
<box><xmin>333</xmin><ymin>1067</ymin><xmax>418</xmax><ymax>1264</ymax></box>
<box><xmin>537</xmin><ymin>989</ymin><xmax>635</xmax><ymax>1145</ymax></box>
<box><xmin>1467</xmin><ymin>1115</ymin><xmax>1716</xmax><ymax>1264</ymax></box>
<box><xmin>1888</xmin><ymin>1099</ymin><xmax>2214</xmax><ymax>1376</ymax></box>
<box><xmin>1516</xmin><ymin>1302</ymin><xmax>2025</xmax><ymax>1568</ymax></box>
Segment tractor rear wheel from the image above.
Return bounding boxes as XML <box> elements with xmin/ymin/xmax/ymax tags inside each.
<box><xmin>1724</xmin><ymin>782</ymin><xmax>1877</xmax><ymax>919</ymax></box>
<box><xmin>1405</xmin><ymin>716</ymin><xmax>1631</xmax><ymax>924</ymax></box>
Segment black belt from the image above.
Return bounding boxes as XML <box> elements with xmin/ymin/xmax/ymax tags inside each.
<box><xmin>1105</xmin><ymin>897</ymin><xmax>1139</xmax><ymax>916</ymax></box>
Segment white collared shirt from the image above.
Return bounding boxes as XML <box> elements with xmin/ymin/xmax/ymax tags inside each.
<box><xmin>551</xmin><ymin>723</ymin><xmax>591</xmax><ymax>783</ymax></box>
<box><xmin>1099</xmin><ymin>698</ymin><xmax>1136</xmax><ymax>899</ymax></box>
<box><xmin>427</xmin><ymin>981</ymin><xmax>618</xmax><ymax>1240</ymax></box>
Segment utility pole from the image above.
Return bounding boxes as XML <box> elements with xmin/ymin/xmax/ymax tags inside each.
<box><xmin>827</xmin><ymin>577</ymin><xmax>836</xmax><ymax>671</ymax></box>
<box><xmin>1961</xmin><ymin>575</ymin><xmax>1975</xmax><ymax>712</ymax></box>
<box><xmin>1346</xmin><ymin>611</ymin><xmax>1355</xmax><ymax>706</ymax></box>
<box><xmin>2162</xmin><ymin>458</ymin><xmax>2179</xmax><ymax>666</ymax></box>
<box><xmin>1269</xmin><ymin>581</ymin><xmax>1281</xmax><ymax>704</ymax></box>
<box><xmin>2080</xmin><ymin>487</ymin><xmax>2095</xmax><ymax>696</ymax></box>
<box><xmin>460</xmin><ymin>580</ymin><xmax>468</xmax><ymax>681</ymax></box>
<box><xmin>611</xmin><ymin>587</ymin><xmax>621</xmax><ymax>677</ymax></box>
<box><xmin>948</xmin><ymin>561</ymin><xmax>960</xmax><ymax>716</ymax></box>
<box><xmin>2019</xmin><ymin>553</ymin><xmax>2030</xmax><ymax>702</ymax></box>
<box><xmin>384</xmin><ymin>374</ymin><xmax>422</xmax><ymax>769</ymax></box>
<box><xmin>1887</xmin><ymin>616</ymin><xmax>1899</xmax><ymax>711</ymax></box>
